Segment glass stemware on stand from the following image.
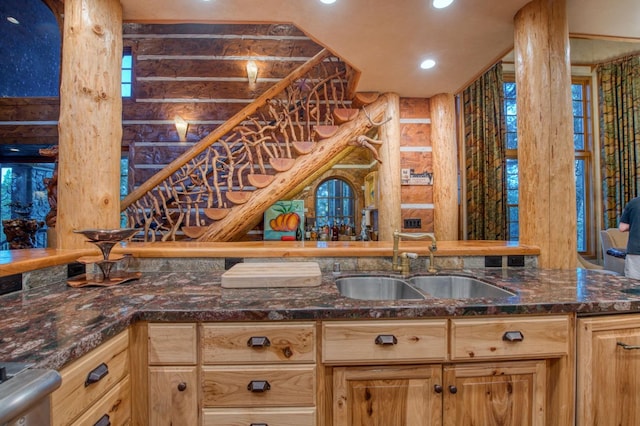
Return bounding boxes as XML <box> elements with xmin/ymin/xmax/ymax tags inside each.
<box><xmin>68</xmin><ymin>228</ymin><xmax>141</xmax><ymax>287</ymax></box>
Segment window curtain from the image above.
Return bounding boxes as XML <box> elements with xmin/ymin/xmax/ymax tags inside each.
<box><xmin>598</xmin><ymin>55</ymin><xmax>640</xmax><ymax>228</ymax></box>
<box><xmin>463</xmin><ymin>63</ymin><xmax>507</xmax><ymax>240</ymax></box>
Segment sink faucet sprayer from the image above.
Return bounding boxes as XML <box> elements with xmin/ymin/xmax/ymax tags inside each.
<box><xmin>392</xmin><ymin>230</ymin><xmax>437</xmax><ymax>275</ymax></box>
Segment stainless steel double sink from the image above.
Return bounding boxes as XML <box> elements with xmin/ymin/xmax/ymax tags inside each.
<box><xmin>335</xmin><ymin>275</ymin><xmax>516</xmax><ymax>300</ymax></box>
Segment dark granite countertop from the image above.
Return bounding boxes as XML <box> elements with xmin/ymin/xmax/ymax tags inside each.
<box><xmin>2</xmin><ymin>268</ymin><xmax>640</xmax><ymax>370</ymax></box>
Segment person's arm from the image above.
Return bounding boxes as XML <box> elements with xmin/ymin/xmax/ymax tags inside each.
<box><xmin>620</xmin><ymin>222</ymin><xmax>630</xmax><ymax>232</ymax></box>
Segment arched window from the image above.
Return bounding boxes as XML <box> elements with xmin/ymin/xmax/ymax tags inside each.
<box><xmin>315</xmin><ymin>178</ymin><xmax>355</xmax><ymax>227</ymax></box>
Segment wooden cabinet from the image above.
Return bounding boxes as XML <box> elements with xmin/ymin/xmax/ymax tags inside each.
<box><xmin>201</xmin><ymin>321</ymin><xmax>317</xmax><ymax>425</ymax></box>
<box><xmin>325</xmin><ymin>315</ymin><xmax>572</xmax><ymax>426</ymax></box>
<box><xmin>147</xmin><ymin>323</ymin><xmax>198</xmax><ymax>426</ymax></box>
<box><xmin>52</xmin><ymin>329</ymin><xmax>131</xmax><ymax>426</ymax></box>
<box><xmin>577</xmin><ymin>314</ymin><xmax>640</xmax><ymax>426</ymax></box>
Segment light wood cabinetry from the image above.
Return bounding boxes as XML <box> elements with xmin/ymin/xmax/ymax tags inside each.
<box><xmin>147</xmin><ymin>323</ymin><xmax>198</xmax><ymax>426</ymax></box>
<box><xmin>201</xmin><ymin>321</ymin><xmax>317</xmax><ymax>425</ymax></box>
<box><xmin>51</xmin><ymin>329</ymin><xmax>131</xmax><ymax>426</ymax></box>
<box><xmin>325</xmin><ymin>315</ymin><xmax>572</xmax><ymax>426</ymax></box>
<box><xmin>577</xmin><ymin>314</ymin><xmax>640</xmax><ymax>426</ymax></box>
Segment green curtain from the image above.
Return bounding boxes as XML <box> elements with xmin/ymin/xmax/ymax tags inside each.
<box><xmin>463</xmin><ymin>63</ymin><xmax>507</xmax><ymax>240</ymax></box>
<box><xmin>598</xmin><ymin>55</ymin><xmax>640</xmax><ymax>228</ymax></box>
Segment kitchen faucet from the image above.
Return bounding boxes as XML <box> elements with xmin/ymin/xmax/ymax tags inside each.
<box><xmin>392</xmin><ymin>229</ymin><xmax>437</xmax><ymax>275</ymax></box>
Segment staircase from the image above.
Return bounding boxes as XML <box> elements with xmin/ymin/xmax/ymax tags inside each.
<box><xmin>120</xmin><ymin>49</ymin><xmax>388</xmax><ymax>242</ymax></box>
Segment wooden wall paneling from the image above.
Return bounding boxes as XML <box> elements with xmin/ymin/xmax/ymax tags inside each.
<box><xmin>400</xmin><ymin>123</ymin><xmax>431</xmax><ymax>147</ymax></box>
<box><xmin>399</xmin><ymin>98</ymin><xmax>431</xmax><ymax>118</ymax></box>
<box><xmin>0</xmin><ymin>98</ymin><xmax>59</xmax><ymax>120</ymax></box>
<box><xmin>401</xmin><ymin>185</ymin><xmax>433</xmax><ymax>205</ymax></box>
<box><xmin>514</xmin><ymin>0</ymin><xmax>576</xmax><ymax>269</ymax></box>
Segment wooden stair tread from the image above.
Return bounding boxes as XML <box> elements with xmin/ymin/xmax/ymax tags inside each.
<box><xmin>204</xmin><ymin>208</ymin><xmax>231</xmax><ymax>220</ymax></box>
<box><xmin>269</xmin><ymin>157</ymin><xmax>296</xmax><ymax>172</ymax></box>
<box><xmin>247</xmin><ymin>173</ymin><xmax>275</xmax><ymax>188</ymax></box>
<box><xmin>226</xmin><ymin>191</ymin><xmax>252</xmax><ymax>205</ymax></box>
<box><xmin>314</xmin><ymin>125</ymin><xmax>339</xmax><ymax>139</ymax></box>
<box><xmin>351</xmin><ymin>92</ymin><xmax>380</xmax><ymax>108</ymax></box>
<box><xmin>182</xmin><ymin>226</ymin><xmax>209</xmax><ymax>238</ymax></box>
<box><xmin>292</xmin><ymin>141</ymin><xmax>315</xmax><ymax>155</ymax></box>
<box><xmin>333</xmin><ymin>108</ymin><xmax>359</xmax><ymax>124</ymax></box>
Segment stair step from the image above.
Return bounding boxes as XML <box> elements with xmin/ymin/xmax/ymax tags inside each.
<box><xmin>314</xmin><ymin>125</ymin><xmax>339</xmax><ymax>139</ymax></box>
<box><xmin>292</xmin><ymin>141</ymin><xmax>315</xmax><ymax>155</ymax></box>
<box><xmin>351</xmin><ymin>91</ymin><xmax>380</xmax><ymax>108</ymax></box>
<box><xmin>333</xmin><ymin>108</ymin><xmax>359</xmax><ymax>124</ymax></box>
<box><xmin>204</xmin><ymin>208</ymin><xmax>230</xmax><ymax>220</ymax></box>
<box><xmin>226</xmin><ymin>191</ymin><xmax>252</xmax><ymax>205</ymax></box>
<box><xmin>269</xmin><ymin>157</ymin><xmax>296</xmax><ymax>172</ymax></box>
<box><xmin>247</xmin><ymin>173</ymin><xmax>275</xmax><ymax>188</ymax></box>
<box><xmin>182</xmin><ymin>226</ymin><xmax>208</xmax><ymax>238</ymax></box>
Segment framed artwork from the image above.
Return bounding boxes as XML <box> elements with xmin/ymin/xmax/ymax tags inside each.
<box><xmin>264</xmin><ymin>200</ymin><xmax>304</xmax><ymax>240</ymax></box>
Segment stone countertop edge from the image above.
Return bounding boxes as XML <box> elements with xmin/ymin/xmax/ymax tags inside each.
<box><xmin>2</xmin><ymin>267</ymin><xmax>640</xmax><ymax>371</ymax></box>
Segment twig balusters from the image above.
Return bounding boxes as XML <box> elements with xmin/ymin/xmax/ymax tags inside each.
<box><xmin>349</xmin><ymin>135</ymin><xmax>385</xmax><ymax>163</ymax></box>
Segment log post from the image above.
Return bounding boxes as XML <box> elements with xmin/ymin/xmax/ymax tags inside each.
<box><xmin>514</xmin><ymin>0</ymin><xmax>576</xmax><ymax>269</ymax></box>
<box><xmin>430</xmin><ymin>93</ymin><xmax>458</xmax><ymax>240</ymax></box>
<box><xmin>377</xmin><ymin>93</ymin><xmax>402</xmax><ymax>241</ymax></box>
<box><xmin>57</xmin><ymin>0</ymin><xmax>123</xmax><ymax>248</ymax></box>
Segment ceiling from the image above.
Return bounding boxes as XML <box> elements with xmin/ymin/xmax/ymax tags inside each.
<box><xmin>120</xmin><ymin>0</ymin><xmax>640</xmax><ymax>98</ymax></box>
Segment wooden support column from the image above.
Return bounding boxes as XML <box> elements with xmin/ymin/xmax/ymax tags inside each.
<box><xmin>377</xmin><ymin>93</ymin><xmax>402</xmax><ymax>241</ymax></box>
<box><xmin>514</xmin><ymin>0</ymin><xmax>576</xmax><ymax>269</ymax></box>
<box><xmin>57</xmin><ymin>0</ymin><xmax>123</xmax><ymax>249</ymax></box>
<box><xmin>430</xmin><ymin>93</ymin><xmax>458</xmax><ymax>240</ymax></box>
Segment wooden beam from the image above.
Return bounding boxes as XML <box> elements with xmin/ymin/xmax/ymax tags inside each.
<box><xmin>377</xmin><ymin>93</ymin><xmax>401</xmax><ymax>241</ymax></box>
<box><xmin>121</xmin><ymin>48</ymin><xmax>332</xmax><ymax>210</ymax></box>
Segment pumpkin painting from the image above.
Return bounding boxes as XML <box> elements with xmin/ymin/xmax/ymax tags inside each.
<box><xmin>270</xmin><ymin>211</ymin><xmax>300</xmax><ymax>232</ymax></box>
<box><xmin>264</xmin><ymin>200</ymin><xmax>304</xmax><ymax>240</ymax></box>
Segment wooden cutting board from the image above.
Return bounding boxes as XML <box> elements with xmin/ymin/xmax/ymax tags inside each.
<box><xmin>221</xmin><ymin>261</ymin><xmax>322</xmax><ymax>288</ymax></box>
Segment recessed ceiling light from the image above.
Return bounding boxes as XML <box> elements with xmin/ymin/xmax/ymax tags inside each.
<box><xmin>7</xmin><ymin>17</ymin><xmax>19</xmax><ymax>24</ymax></box>
<box><xmin>420</xmin><ymin>59</ymin><xmax>436</xmax><ymax>70</ymax></box>
<box><xmin>320</xmin><ymin>0</ymin><xmax>337</xmax><ymax>4</ymax></box>
<box><xmin>433</xmin><ymin>0</ymin><xmax>454</xmax><ymax>9</ymax></box>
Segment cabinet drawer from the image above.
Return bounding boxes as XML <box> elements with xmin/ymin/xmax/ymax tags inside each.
<box><xmin>322</xmin><ymin>320</ymin><xmax>447</xmax><ymax>363</ymax></box>
<box><xmin>202</xmin><ymin>365</ymin><xmax>316</xmax><ymax>407</ymax></box>
<box><xmin>450</xmin><ymin>315</ymin><xmax>570</xmax><ymax>360</ymax></box>
<box><xmin>71</xmin><ymin>375</ymin><xmax>131</xmax><ymax>426</ymax></box>
<box><xmin>148</xmin><ymin>323</ymin><xmax>197</xmax><ymax>365</ymax></box>
<box><xmin>201</xmin><ymin>322</ymin><xmax>316</xmax><ymax>364</ymax></box>
<box><xmin>203</xmin><ymin>407</ymin><xmax>316</xmax><ymax>426</ymax></box>
<box><xmin>52</xmin><ymin>330</ymin><xmax>129</xmax><ymax>426</ymax></box>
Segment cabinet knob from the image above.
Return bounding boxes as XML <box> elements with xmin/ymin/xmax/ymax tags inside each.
<box><xmin>177</xmin><ymin>382</ymin><xmax>187</xmax><ymax>392</ymax></box>
<box><xmin>247</xmin><ymin>380</ymin><xmax>271</xmax><ymax>392</ymax></box>
<box><xmin>93</xmin><ymin>414</ymin><xmax>111</xmax><ymax>426</ymax></box>
<box><xmin>434</xmin><ymin>384</ymin><xmax>443</xmax><ymax>393</ymax></box>
<box><xmin>85</xmin><ymin>363</ymin><xmax>109</xmax><ymax>387</ymax></box>
<box><xmin>374</xmin><ymin>334</ymin><xmax>398</xmax><ymax>345</ymax></box>
<box><xmin>247</xmin><ymin>336</ymin><xmax>271</xmax><ymax>348</ymax></box>
<box><xmin>502</xmin><ymin>331</ymin><xmax>524</xmax><ymax>342</ymax></box>
<box><xmin>449</xmin><ymin>385</ymin><xmax>458</xmax><ymax>394</ymax></box>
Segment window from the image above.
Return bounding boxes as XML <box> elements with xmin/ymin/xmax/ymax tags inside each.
<box><xmin>122</xmin><ymin>47</ymin><xmax>133</xmax><ymax>98</ymax></box>
<box><xmin>315</xmin><ymin>178</ymin><xmax>355</xmax><ymax>227</ymax></box>
<box><xmin>503</xmin><ymin>78</ymin><xmax>594</xmax><ymax>253</ymax></box>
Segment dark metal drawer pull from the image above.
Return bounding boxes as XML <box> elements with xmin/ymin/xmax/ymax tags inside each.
<box><xmin>94</xmin><ymin>414</ymin><xmax>111</xmax><ymax>426</ymax></box>
<box><xmin>177</xmin><ymin>382</ymin><xmax>187</xmax><ymax>392</ymax></box>
<box><xmin>449</xmin><ymin>385</ymin><xmax>458</xmax><ymax>394</ymax></box>
<box><xmin>247</xmin><ymin>380</ymin><xmax>271</xmax><ymax>392</ymax></box>
<box><xmin>617</xmin><ymin>341</ymin><xmax>640</xmax><ymax>350</ymax></box>
<box><xmin>247</xmin><ymin>336</ymin><xmax>271</xmax><ymax>348</ymax></box>
<box><xmin>502</xmin><ymin>331</ymin><xmax>524</xmax><ymax>342</ymax></box>
<box><xmin>434</xmin><ymin>384</ymin><xmax>443</xmax><ymax>393</ymax></box>
<box><xmin>85</xmin><ymin>362</ymin><xmax>109</xmax><ymax>387</ymax></box>
<box><xmin>375</xmin><ymin>334</ymin><xmax>398</xmax><ymax>345</ymax></box>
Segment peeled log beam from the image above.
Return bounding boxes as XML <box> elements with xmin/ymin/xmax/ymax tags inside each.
<box><xmin>351</xmin><ymin>92</ymin><xmax>379</xmax><ymax>108</ymax></box>
<box><xmin>198</xmin><ymin>93</ymin><xmax>391</xmax><ymax>242</ymax></box>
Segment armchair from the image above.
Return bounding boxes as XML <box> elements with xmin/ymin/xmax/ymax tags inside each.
<box><xmin>600</xmin><ymin>228</ymin><xmax>628</xmax><ymax>275</ymax></box>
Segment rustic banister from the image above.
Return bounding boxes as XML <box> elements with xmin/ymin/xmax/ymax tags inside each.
<box><xmin>120</xmin><ymin>48</ymin><xmax>333</xmax><ymax>211</ymax></box>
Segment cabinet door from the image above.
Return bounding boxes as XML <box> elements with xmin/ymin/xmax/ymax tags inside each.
<box><xmin>149</xmin><ymin>366</ymin><xmax>198</xmax><ymax>426</ymax></box>
<box><xmin>333</xmin><ymin>365</ymin><xmax>442</xmax><ymax>426</ymax></box>
<box><xmin>443</xmin><ymin>361</ymin><xmax>546</xmax><ymax>426</ymax></box>
<box><xmin>577</xmin><ymin>315</ymin><xmax>640</xmax><ymax>426</ymax></box>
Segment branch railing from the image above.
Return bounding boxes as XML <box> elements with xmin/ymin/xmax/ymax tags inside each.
<box><xmin>122</xmin><ymin>49</ymin><xmax>356</xmax><ymax>241</ymax></box>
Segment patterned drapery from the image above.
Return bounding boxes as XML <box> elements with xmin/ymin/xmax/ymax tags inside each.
<box><xmin>463</xmin><ymin>63</ymin><xmax>507</xmax><ymax>240</ymax></box>
<box><xmin>598</xmin><ymin>55</ymin><xmax>640</xmax><ymax>228</ymax></box>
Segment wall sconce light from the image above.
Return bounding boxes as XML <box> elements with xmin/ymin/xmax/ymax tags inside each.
<box><xmin>174</xmin><ymin>115</ymin><xmax>189</xmax><ymax>142</ymax></box>
<box><xmin>246</xmin><ymin>60</ymin><xmax>258</xmax><ymax>84</ymax></box>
